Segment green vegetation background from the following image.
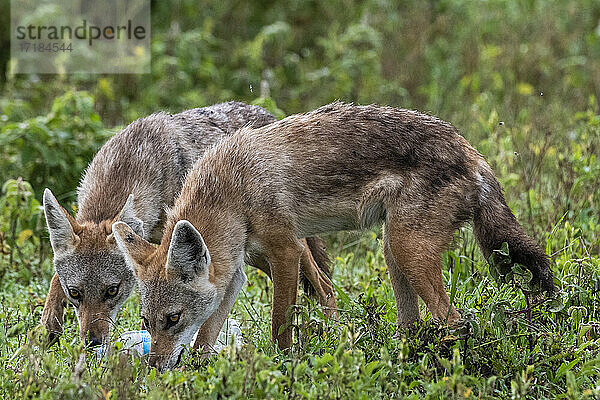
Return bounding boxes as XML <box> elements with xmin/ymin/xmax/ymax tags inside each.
<box><xmin>1</xmin><ymin>0</ymin><xmax>599</xmax><ymax>398</ymax></box>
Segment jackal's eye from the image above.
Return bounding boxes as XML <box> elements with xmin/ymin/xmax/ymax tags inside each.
<box><xmin>105</xmin><ymin>284</ymin><xmax>119</xmax><ymax>298</ymax></box>
<box><xmin>165</xmin><ymin>313</ymin><xmax>181</xmax><ymax>329</ymax></box>
<box><xmin>68</xmin><ymin>288</ymin><xmax>81</xmax><ymax>300</ymax></box>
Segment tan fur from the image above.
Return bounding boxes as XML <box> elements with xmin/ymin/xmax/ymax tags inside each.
<box><xmin>42</xmin><ymin>102</ymin><xmax>336</xmax><ymax>347</ymax></box>
<box><xmin>40</xmin><ymin>274</ymin><xmax>67</xmax><ymax>343</ymax></box>
<box><xmin>117</xmin><ymin>102</ymin><xmax>554</xmax><ymax>369</ymax></box>
<box><xmin>299</xmin><ymin>239</ymin><xmax>336</xmax><ymax>318</ymax></box>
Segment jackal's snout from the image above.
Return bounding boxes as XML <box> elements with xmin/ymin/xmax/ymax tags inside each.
<box><xmin>147</xmin><ymin>343</ymin><xmax>186</xmax><ymax>372</ymax></box>
<box><xmin>79</xmin><ymin>308</ymin><xmax>112</xmax><ymax>348</ymax></box>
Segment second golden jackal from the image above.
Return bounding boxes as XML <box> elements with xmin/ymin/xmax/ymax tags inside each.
<box><xmin>113</xmin><ymin>102</ymin><xmax>555</xmax><ymax>371</ymax></box>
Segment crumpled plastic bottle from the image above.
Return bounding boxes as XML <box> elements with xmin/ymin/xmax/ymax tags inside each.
<box><xmin>206</xmin><ymin>318</ymin><xmax>243</xmax><ymax>353</ymax></box>
<box><xmin>95</xmin><ymin>318</ymin><xmax>243</xmax><ymax>357</ymax></box>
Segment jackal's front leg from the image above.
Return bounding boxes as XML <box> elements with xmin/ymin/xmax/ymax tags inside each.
<box><xmin>41</xmin><ymin>273</ymin><xmax>66</xmax><ymax>345</ymax></box>
<box><xmin>193</xmin><ymin>266</ymin><xmax>247</xmax><ymax>355</ymax></box>
<box><xmin>266</xmin><ymin>237</ymin><xmax>303</xmax><ymax>350</ymax></box>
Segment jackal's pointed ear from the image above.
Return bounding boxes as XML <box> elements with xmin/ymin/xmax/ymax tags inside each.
<box><xmin>43</xmin><ymin>188</ymin><xmax>81</xmax><ymax>254</ymax></box>
<box><xmin>116</xmin><ymin>194</ymin><xmax>144</xmax><ymax>238</ymax></box>
<box><xmin>166</xmin><ymin>220</ymin><xmax>211</xmax><ymax>282</ymax></box>
<box><xmin>112</xmin><ymin>221</ymin><xmax>155</xmax><ymax>275</ymax></box>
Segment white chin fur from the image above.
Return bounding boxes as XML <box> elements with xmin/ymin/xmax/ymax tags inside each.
<box><xmin>163</xmin><ymin>326</ymin><xmax>199</xmax><ymax>370</ymax></box>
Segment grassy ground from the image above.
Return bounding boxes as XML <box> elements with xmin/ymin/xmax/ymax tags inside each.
<box><xmin>1</xmin><ymin>93</ymin><xmax>599</xmax><ymax>398</ymax></box>
<box><xmin>1</xmin><ymin>213</ymin><xmax>599</xmax><ymax>398</ymax></box>
<box><xmin>1</xmin><ymin>1</ymin><xmax>600</xmax><ymax>397</ymax></box>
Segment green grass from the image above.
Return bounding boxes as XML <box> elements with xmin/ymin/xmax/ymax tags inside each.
<box><xmin>1</xmin><ymin>221</ymin><xmax>599</xmax><ymax>398</ymax></box>
<box><xmin>1</xmin><ymin>0</ymin><xmax>600</xmax><ymax>397</ymax></box>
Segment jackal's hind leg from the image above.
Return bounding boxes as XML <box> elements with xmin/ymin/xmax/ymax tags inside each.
<box><xmin>382</xmin><ymin>225</ymin><xmax>420</xmax><ymax>328</ymax></box>
<box><xmin>299</xmin><ymin>238</ymin><xmax>337</xmax><ymax>319</ymax></box>
<box><xmin>385</xmin><ymin>219</ymin><xmax>461</xmax><ymax>326</ymax></box>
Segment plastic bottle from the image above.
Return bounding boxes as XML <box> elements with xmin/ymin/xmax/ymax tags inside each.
<box><xmin>95</xmin><ymin>318</ymin><xmax>242</xmax><ymax>358</ymax></box>
<box><xmin>214</xmin><ymin>318</ymin><xmax>243</xmax><ymax>352</ymax></box>
<box><xmin>116</xmin><ymin>330</ymin><xmax>152</xmax><ymax>356</ymax></box>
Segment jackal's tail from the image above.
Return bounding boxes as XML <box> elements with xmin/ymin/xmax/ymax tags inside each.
<box><xmin>473</xmin><ymin>161</ymin><xmax>555</xmax><ymax>293</ymax></box>
<box><xmin>301</xmin><ymin>236</ymin><xmax>332</xmax><ymax>296</ymax></box>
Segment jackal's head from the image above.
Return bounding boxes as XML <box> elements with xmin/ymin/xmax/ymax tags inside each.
<box><xmin>43</xmin><ymin>189</ymin><xmax>144</xmax><ymax>346</ymax></box>
<box><xmin>112</xmin><ymin>220</ymin><xmax>220</xmax><ymax>371</ymax></box>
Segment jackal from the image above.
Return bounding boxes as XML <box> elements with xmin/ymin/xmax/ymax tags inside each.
<box><xmin>41</xmin><ymin>102</ymin><xmax>336</xmax><ymax>347</ymax></box>
<box><xmin>113</xmin><ymin>102</ymin><xmax>555</xmax><ymax>371</ymax></box>
<box><xmin>113</xmin><ymin>103</ymin><xmax>554</xmax><ymax>369</ymax></box>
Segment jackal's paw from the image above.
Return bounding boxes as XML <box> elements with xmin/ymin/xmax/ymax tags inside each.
<box><xmin>437</xmin><ymin>306</ymin><xmax>462</xmax><ymax>328</ymax></box>
<box><xmin>395</xmin><ymin>319</ymin><xmax>421</xmax><ymax>338</ymax></box>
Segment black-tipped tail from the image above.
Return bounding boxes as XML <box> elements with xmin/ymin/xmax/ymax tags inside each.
<box><xmin>473</xmin><ymin>162</ymin><xmax>555</xmax><ymax>293</ymax></box>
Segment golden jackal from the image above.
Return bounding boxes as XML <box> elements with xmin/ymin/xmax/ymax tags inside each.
<box><xmin>41</xmin><ymin>102</ymin><xmax>335</xmax><ymax>348</ymax></box>
<box><xmin>113</xmin><ymin>102</ymin><xmax>555</xmax><ymax>371</ymax></box>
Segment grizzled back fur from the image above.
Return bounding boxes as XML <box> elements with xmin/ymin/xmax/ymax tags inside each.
<box><xmin>43</xmin><ymin>102</ymin><xmax>277</xmax><ymax>344</ymax></box>
<box><xmin>77</xmin><ymin>101</ymin><xmax>276</xmax><ymax>241</ymax></box>
<box><xmin>181</xmin><ymin>102</ymin><xmax>554</xmax><ymax>293</ymax></box>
